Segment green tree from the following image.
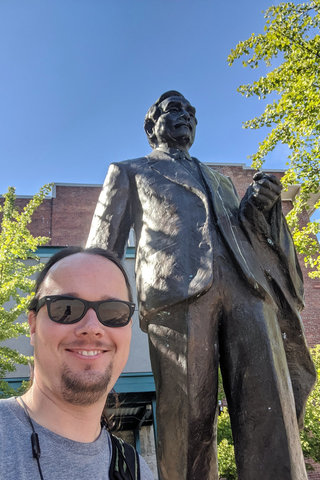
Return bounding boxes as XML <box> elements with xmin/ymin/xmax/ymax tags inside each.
<box><xmin>0</xmin><ymin>185</ymin><xmax>51</xmax><ymax>396</ymax></box>
<box><xmin>300</xmin><ymin>344</ymin><xmax>320</xmax><ymax>470</ymax></box>
<box><xmin>228</xmin><ymin>0</ymin><xmax>320</xmax><ymax>278</ymax></box>
<box><xmin>217</xmin><ymin>410</ymin><xmax>237</xmax><ymax>479</ymax></box>
<box><xmin>217</xmin><ymin>368</ymin><xmax>237</xmax><ymax>479</ymax></box>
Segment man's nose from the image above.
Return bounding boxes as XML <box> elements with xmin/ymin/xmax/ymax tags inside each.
<box><xmin>181</xmin><ymin>109</ymin><xmax>190</xmax><ymax>120</ymax></box>
<box><xmin>74</xmin><ymin>308</ymin><xmax>105</xmax><ymax>336</ymax></box>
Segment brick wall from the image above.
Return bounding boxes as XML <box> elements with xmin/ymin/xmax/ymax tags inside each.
<box><xmin>15</xmin><ymin>184</ymin><xmax>101</xmax><ymax>247</ymax></box>
<box><xmin>308</xmin><ymin>460</ymin><xmax>320</xmax><ymax>480</ymax></box>
<box><xmin>49</xmin><ymin>185</ymin><xmax>101</xmax><ymax>246</ymax></box>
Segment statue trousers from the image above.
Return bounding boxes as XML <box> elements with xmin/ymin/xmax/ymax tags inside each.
<box><xmin>147</xmin><ymin>237</ymin><xmax>307</xmax><ymax>480</ymax></box>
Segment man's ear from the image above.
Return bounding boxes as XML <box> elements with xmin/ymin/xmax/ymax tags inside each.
<box><xmin>144</xmin><ymin>118</ymin><xmax>155</xmax><ymax>139</ymax></box>
<box><xmin>28</xmin><ymin>311</ymin><xmax>37</xmax><ymax>346</ymax></box>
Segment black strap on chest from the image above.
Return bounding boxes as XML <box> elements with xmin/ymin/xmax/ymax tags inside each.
<box><xmin>109</xmin><ymin>433</ymin><xmax>141</xmax><ymax>480</ymax></box>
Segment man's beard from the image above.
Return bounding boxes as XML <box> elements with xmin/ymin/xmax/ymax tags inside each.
<box><xmin>60</xmin><ymin>363</ymin><xmax>113</xmax><ymax>406</ymax></box>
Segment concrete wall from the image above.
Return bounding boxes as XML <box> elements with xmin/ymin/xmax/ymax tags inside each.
<box><xmin>117</xmin><ymin>427</ymin><xmax>158</xmax><ymax>479</ymax></box>
<box><xmin>122</xmin><ymin>256</ymin><xmax>151</xmax><ymax>373</ymax></box>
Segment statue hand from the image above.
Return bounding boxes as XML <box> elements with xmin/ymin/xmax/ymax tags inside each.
<box><xmin>249</xmin><ymin>172</ymin><xmax>282</xmax><ymax>213</ymax></box>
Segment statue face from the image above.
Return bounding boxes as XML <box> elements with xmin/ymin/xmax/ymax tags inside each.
<box><xmin>152</xmin><ymin>95</ymin><xmax>197</xmax><ymax>151</ymax></box>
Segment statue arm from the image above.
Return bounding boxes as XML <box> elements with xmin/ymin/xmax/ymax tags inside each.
<box><xmin>240</xmin><ymin>172</ymin><xmax>288</xmax><ymax>245</ymax></box>
<box><xmin>244</xmin><ymin>172</ymin><xmax>283</xmax><ymax>220</ymax></box>
<box><xmin>239</xmin><ymin>172</ymin><xmax>304</xmax><ymax>305</ymax></box>
<box><xmin>86</xmin><ymin>163</ymin><xmax>132</xmax><ymax>259</ymax></box>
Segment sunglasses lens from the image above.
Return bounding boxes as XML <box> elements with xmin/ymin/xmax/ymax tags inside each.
<box><xmin>98</xmin><ymin>301</ymin><xmax>131</xmax><ymax>327</ymax></box>
<box><xmin>49</xmin><ymin>298</ymin><xmax>85</xmax><ymax>323</ymax></box>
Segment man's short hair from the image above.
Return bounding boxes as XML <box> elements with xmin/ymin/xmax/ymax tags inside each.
<box><xmin>144</xmin><ymin>90</ymin><xmax>185</xmax><ymax>148</ymax></box>
<box><xmin>29</xmin><ymin>246</ymin><xmax>133</xmax><ymax>312</ymax></box>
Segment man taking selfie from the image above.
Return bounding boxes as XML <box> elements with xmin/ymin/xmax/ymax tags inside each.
<box><xmin>0</xmin><ymin>246</ymin><xmax>154</xmax><ymax>480</ymax></box>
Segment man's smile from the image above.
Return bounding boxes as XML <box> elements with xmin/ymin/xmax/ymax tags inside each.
<box><xmin>64</xmin><ymin>346</ymin><xmax>112</xmax><ymax>360</ymax></box>
<box><xmin>70</xmin><ymin>349</ymin><xmax>106</xmax><ymax>357</ymax></box>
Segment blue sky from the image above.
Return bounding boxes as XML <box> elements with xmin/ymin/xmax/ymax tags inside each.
<box><xmin>1</xmin><ymin>0</ymin><xmax>293</xmax><ymax>196</ymax></box>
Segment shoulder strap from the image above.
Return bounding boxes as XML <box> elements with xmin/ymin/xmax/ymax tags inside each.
<box><xmin>109</xmin><ymin>433</ymin><xmax>141</xmax><ymax>480</ymax></box>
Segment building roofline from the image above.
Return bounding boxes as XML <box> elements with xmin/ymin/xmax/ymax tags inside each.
<box><xmin>53</xmin><ymin>182</ymin><xmax>103</xmax><ymax>187</ymax></box>
<box><xmin>205</xmin><ymin>162</ymin><xmax>284</xmax><ymax>173</ymax></box>
<box><xmin>1</xmin><ymin>183</ymin><xmax>103</xmax><ymax>200</ymax></box>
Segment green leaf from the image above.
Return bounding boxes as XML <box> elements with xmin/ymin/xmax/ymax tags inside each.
<box><xmin>0</xmin><ymin>185</ymin><xmax>51</xmax><ymax>396</ymax></box>
<box><xmin>229</xmin><ymin>0</ymin><xmax>320</xmax><ymax>278</ymax></box>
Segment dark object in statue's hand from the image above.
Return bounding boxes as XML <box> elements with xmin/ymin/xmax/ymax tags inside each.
<box><xmin>250</xmin><ymin>172</ymin><xmax>282</xmax><ymax>212</ymax></box>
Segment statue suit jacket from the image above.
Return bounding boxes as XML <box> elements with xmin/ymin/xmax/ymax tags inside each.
<box><xmin>87</xmin><ymin>148</ymin><xmax>316</xmax><ymax>421</ymax></box>
<box><xmin>87</xmin><ymin>149</ymin><xmax>302</xmax><ymax>322</ymax></box>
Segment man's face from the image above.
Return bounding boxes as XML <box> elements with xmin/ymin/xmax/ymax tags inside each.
<box><xmin>152</xmin><ymin>95</ymin><xmax>197</xmax><ymax>151</ymax></box>
<box><xmin>28</xmin><ymin>253</ymin><xmax>132</xmax><ymax>405</ymax></box>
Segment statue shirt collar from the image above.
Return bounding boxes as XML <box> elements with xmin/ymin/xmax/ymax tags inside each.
<box><xmin>155</xmin><ymin>146</ymin><xmax>192</xmax><ymax>162</ymax></box>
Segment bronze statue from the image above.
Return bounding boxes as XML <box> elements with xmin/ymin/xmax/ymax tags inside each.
<box><xmin>87</xmin><ymin>91</ymin><xmax>316</xmax><ymax>480</ymax></box>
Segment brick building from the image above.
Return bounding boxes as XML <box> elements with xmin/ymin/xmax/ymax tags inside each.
<box><xmin>2</xmin><ymin>162</ymin><xmax>319</xmax><ymax>478</ymax></box>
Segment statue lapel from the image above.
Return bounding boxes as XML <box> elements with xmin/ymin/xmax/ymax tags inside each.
<box><xmin>199</xmin><ymin>162</ymin><xmax>269</xmax><ymax>297</ymax></box>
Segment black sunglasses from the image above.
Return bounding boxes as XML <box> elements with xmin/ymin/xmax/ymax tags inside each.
<box><xmin>35</xmin><ymin>295</ymin><xmax>135</xmax><ymax>327</ymax></box>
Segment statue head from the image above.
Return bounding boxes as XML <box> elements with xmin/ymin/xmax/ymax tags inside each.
<box><xmin>144</xmin><ymin>91</ymin><xmax>197</xmax><ymax>152</ymax></box>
